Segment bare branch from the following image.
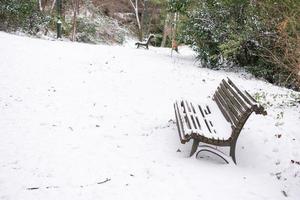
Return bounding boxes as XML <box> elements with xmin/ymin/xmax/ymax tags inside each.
<box><xmin>51</xmin><ymin>0</ymin><xmax>56</xmax><ymax>12</ymax></box>
<box><xmin>129</xmin><ymin>0</ymin><xmax>135</xmax><ymax>9</ymax></box>
<box><xmin>38</xmin><ymin>0</ymin><xmax>43</xmax><ymax>11</ymax></box>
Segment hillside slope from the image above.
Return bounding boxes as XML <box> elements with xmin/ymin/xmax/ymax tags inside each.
<box><xmin>0</xmin><ymin>32</ymin><xmax>299</xmax><ymax>200</ymax></box>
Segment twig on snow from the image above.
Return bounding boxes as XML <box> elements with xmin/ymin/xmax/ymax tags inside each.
<box><xmin>26</xmin><ymin>178</ymin><xmax>111</xmax><ymax>191</ymax></box>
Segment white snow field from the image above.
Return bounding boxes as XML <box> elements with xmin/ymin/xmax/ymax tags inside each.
<box><xmin>0</xmin><ymin>32</ymin><xmax>299</xmax><ymax>200</ymax></box>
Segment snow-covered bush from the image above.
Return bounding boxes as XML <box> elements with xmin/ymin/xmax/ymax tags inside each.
<box><xmin>0</xmin><ymin>0</ymin><xmax>49</xmax><ymax>34</ymax></box>
<box><xmin>64</xmin><ymin>14</ymin><xmax>128</xmax><ymax>44</ymax></box>
<box><xmin>181</xmin><ymin>0</ymin><xmax>300</xmax><ymax>90</ymax></box>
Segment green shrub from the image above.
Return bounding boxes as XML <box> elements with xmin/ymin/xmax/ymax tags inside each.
<box><xmin>76</xmin><ymin>17</ymin><xmax>97</xmax><ymax>43</ymax></box>
<box><xmin>181</xmin><ymin>0</ymin><xmax>300</xmax><ymax>90</ymax></box>
<box><xmin>0</xmin><ymin>0</ymin><xmax>49</xmax><ymax>33</ymax></box>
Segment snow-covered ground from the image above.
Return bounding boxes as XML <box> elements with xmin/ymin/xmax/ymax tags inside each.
<box><xmin>0</xmin><ymin>32</ymin><xmax>299</xmax><ymax>200</ymax></box>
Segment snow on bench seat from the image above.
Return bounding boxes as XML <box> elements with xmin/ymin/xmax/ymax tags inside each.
<box><xmin>174</xmin><ymin>100</ymin><xmax>232</xmax><ymax>143</ymax></box>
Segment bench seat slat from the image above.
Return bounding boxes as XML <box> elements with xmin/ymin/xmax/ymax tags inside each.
<box><xmin>189</xmin><ymin>102</ymin><xmax>202</xmax><ymax>130</ymax></box>
<box><xmin>184</xmin><ymin>101</ymin><xmax>211</xmax><ymax>135</ymax></box>
<box><xmin>174</xmin><ymin>102</ymin><xmax>186</xmax><ymax>143</ymax></box>
<box><xmin>175</xmin><ymin>101</ymin><xmax>192</xmax><ymax>139</ymax></box>
<box><xmin>190</xmin><ymin>103</ymin><xmax>202</xmax><ymax>130</ymax></box>
<box><xmin>197</xmin><ymin>105</ymin><xmax>216</xmax><ymax>135</ymax></box>
<box><xmin>175</xmin><ymin>100</ymin><xmax>231</xmax><ymax>141</ymax></box>
<box><xmin>182</xmin><ymin>100</ymin><xmax>198</xmax><ymax>132</ymax></box>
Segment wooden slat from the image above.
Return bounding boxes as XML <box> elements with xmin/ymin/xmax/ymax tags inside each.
<box><xmin>185</xmin><ymin>100</ymin><xmax>192</xmax><ymax>112</ymax></box>
<box><xmin>198</xmin><ymin>105</ymin><xmax>205</xmax><ymax>117</ymax></box>
<box><xmin>190</xmin><ymin>115</ymin><xmax>198</xmax><ymax>130</ymax></box>
<box><xmin>208</xmin><ymin>120</ymin><xmax>216</xmax><ymax>134</ymax></box>
<box><xmin>226</xmin><ymin>78</ymin><xmax>267</xmax><ymax>115</ymax></box>
<box><xmin>184</xmin><ymin>115</ymin><xmax>191</xmax><ymax>129</ymax></box>
<box><xmin>222</xmin><ymin>80</ymin><xmax>250</xmax><ymax>111</ymax></box>
<box><xmin>244</xmin><ymin>90</ymin><xmax>267</xmax><ymax>115</ymax></box>
<box><xmin>174</xmin><ymin>102</ymin><xmax>185</xmax><ymax>142</ymax></box>
<box><xmin>217</xmin><ymin>87</ymin><xmax>241</xmax><ymax>121</ymax></box>
<box><xmin>190</xmin><ymin>103</ymin><xmax>202</xmax><ymax>130</ymax></box>
<box><xmin>179</xmin><ymin>100</ymin><xmax>218</xmax><ymax>137</ymax></box>
<box><xmin>197</xmin><ymin>105</ymin><xmax>214</xmax><ymax>134</ymax></box>
<box><xmin>209</xmin><ymin>120</ymin><xmax>217</xmax><ymax>134</ymax></box>
<box><xmin>190</xmin><ymin>102</ymin><xmax>200</xmax><ymax>130</ymax></box>
<box><xmin>244</xmin><ymin>90</ymin><xmax>261</xmax><ymax>110</ymax></box>
<box><xmin>206</xmin><ymin>105</ymin><xmax>211</xmax><ymax>114</ymax></box>
<box><xmin>195</xmin><ymin>117</ymin><xmax>201</xmax><ymax>130</ymax></box>
<box><xmin>190</xmin><ymin>102</ymin><xmax>196</xmax><ymax>113</ymax></box>
<box><xmin>213</xmin><ymin>94</ymin><xmax>232</xmax><ymax>124</ymax></box>
<box><xmin>215</xmin><ymin>91</ymin><xmax>239</xmax><ymax>127</ymax></box>
<box><xmin>204</xmin><ymin>119</ymin><xmax>211</xmax><ymax>133</ymax></box>
<box><xmin>244</xmin><ymin>90</ymin><xmax>257</xmax><ymax>103</ymax></box>
<box><xmin>183</xmin><ymin>101</ymin><xmax>197</xmax><ymax>131</ymax></box>
<box><xmin>180</xmin><ymin>101</ymin><xmax>185</xmax><ymax>113</ymax></box>
<box><xmin>220</xmin><ymin>82</ymin><xmax>245</xmax><ymax>115</ymax></box>
<box><xmin>176</xmin><ymin>101</ymin><xmax>191</xmax><ymax>136</ymax></box>
<box><xmin>186</xmin><ymin>101</ymin><xmax>198</xmax><ymax>130</ymax></box>
<box><xmin>215</xmin><ymin>93</ymin><xmax>235</xmax><ymax>127</ymax></box>
<box><xmin>227</xmin><ymin>78</ymin><xmax>254</xmax><ymax>106</ymax></box>
<box><xmin>220</xmin><ymin>83</ymin><xmax>243</xmax><ymax>115</ymax></box>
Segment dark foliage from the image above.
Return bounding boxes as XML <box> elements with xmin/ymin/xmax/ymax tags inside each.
<box><xmin>181</xmin><ymin>0</ymin><xmax>300</xmax><ymax>90</ymax></box>
<box><xmin>0</xmin><ymin>0</ymin><xmax>50</xmax><ymax>33</ymax></box>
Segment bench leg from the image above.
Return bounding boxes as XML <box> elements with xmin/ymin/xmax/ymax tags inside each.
<box><xmin>230</xmin><ymin>141</ymin><xmax>237</xmax><ymax>164</ymax></box>
<box><xmin>190</xmin><ymin>139</ymin><xmax>200</xmax><ymax>157</ymax></box>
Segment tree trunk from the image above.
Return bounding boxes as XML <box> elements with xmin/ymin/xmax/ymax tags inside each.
<box><xmin>141</xmin><ymin>0</ymin><xmax>148</xmax><ymax>37</ymax></box>
<box><xmin>72</xmin><ymin>12</ymin><xmax>76</xmax><ymax>41</ymax></box>
<box><xmin>71</xmin><ymin>0</ymin><xmax>79</xmax><ymax>42</ymax></box>
<box><xmin>172</xmin><ymin>12</ymin><xmax>179</xmax><ymax>41</ymax></box>
<box><xmin>161</xmin><ymin>14</ymin><xmax>170</xmax><ymax>47</ymax></box>
<box><xmin>38</xmin><ymin>0</ymin><xmax>43</xmax><ymax>11</ymax></box>
<box><xmin>51</xmin><ymin>0</ymin><xmax>56</xmax><ymax>13</ymax></box>
<box><xmin>129</xmin><ymin>0</ymin><xmax>143</xmax><ymax>41</ymax></box>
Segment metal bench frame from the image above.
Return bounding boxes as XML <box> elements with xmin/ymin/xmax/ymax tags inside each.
<box><xmin>174</xmin><ymin>78</ymin><xmax>267</xmax><ymax>164</ymax></box>
<box><xmin>135</xmin><ymin>34</ymin><xmax>154</xmax><ymax>49</ymax></box>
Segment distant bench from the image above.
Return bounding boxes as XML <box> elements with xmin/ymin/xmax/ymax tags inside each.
<box><xmin>135</xmin><ymin>34</ymin><xmax>154</xmax><ymax>49</ymax></box>
<box><xmin>174</xmin><ymin>78</ymin><xmax>267</xmax><ymax>164</ymax></box>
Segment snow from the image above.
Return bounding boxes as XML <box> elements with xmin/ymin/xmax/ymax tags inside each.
<box><xmin>175</xmin><ymin>100</ymin><xmax>232</xmax><ymax>139</ymax></box>
<box><xmin>0</xmin><ymin>31</ymin><xmax>299</xmax><ymax>200</ymax></box>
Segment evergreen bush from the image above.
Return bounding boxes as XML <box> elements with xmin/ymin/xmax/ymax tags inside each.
<box><xmin>181</xmin><ymin>0</ymin><xmax>300</xmax><ymax>90</ymax></box>
<box><xmin>0</xmin><ymin>0</ymin><xmax>49</xmax><ymax>33</ymax></box>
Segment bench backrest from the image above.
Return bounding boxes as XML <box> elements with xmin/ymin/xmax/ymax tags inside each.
<box><xmin>213</xmin><ymin>78</ymin><xmax>267</xmax><ymax>138</ymax></box>
<box><xmin>146</xmin><ymin>34</ymin><xmax>155</xmax><ymax>44</ymax></box>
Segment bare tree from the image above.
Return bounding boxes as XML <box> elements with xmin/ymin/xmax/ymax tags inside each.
<box><xmin>161</xmin><ymin>13</ymin><xmax>171</xmax><ymax>47</ymax></box>
<box><xmin>38</xmin><ymin>0</ymin><xmax>43</xmax><ymax>11</ymax></box>
<box><xmin>51</xmin><ymin>0</ymin><xmax>57</xmax><ymax>12</ymax></box>
<box><xmin>71</xmin><ymin>0</ymin><xmax>80</xmax><ymax>41</ymax></box>
<box><xmin>38</xmin><ymin>0</ymin><xmax>56</xmax><ymax>13</ymax></box>
<box><xmin>128</xmin><ymin>0</ymin><xmax>144</xmax><ymax>40</ymax></box>
<box><xmin>38</xmin><ymin>0</ymin><xmax>49</xmax><ymax>11</ymax></box>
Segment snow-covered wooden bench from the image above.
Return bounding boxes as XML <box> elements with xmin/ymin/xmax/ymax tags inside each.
<box><xmin>174</xmin><ymin>78</ymin><xmax>267</xmax><ymax>164</ymax></box>
<box><xmin>135</xmin><ymin>34</ymin><xmax>154</xmax><ymax>49</ymax></box>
